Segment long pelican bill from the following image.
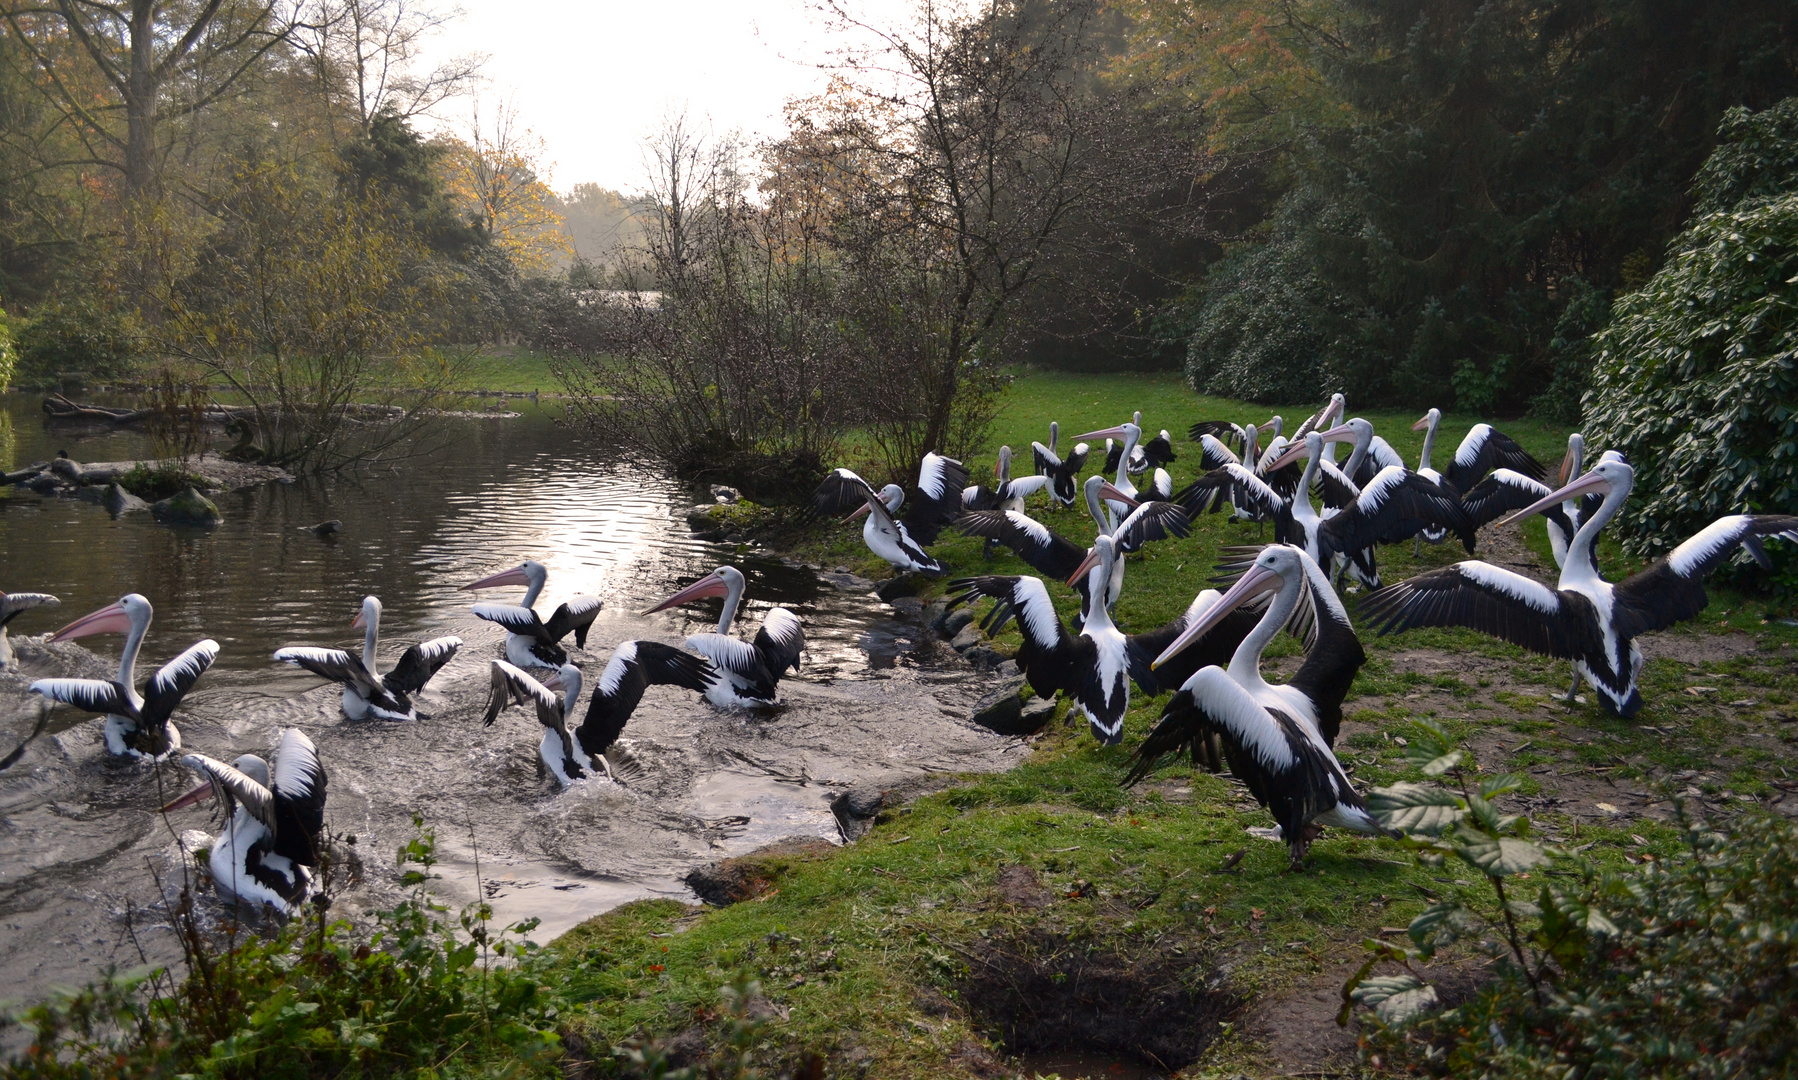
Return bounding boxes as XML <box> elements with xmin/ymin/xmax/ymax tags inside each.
<box><xmin>1067</xmin><ymin>547</ymin><xmax>1100</xmax><ymax>586</ymax></box>
<box><xmin>1410</xmin><ymin>414</ymin><xmax>1433</xmax><ymax>431</ymax></box>
<box><xmin>1096</xmin><ymin>481</ymin><xmax>1139</xmax><ymax>508</ymax></box>
<box><xmin>161</xmin><ymin>781</ymin><xmax>214</xmax><ymax>813</ymax></box>
<box><xmin>49</xmin><ymin>601</ymin><xmax>132</xmax><ymax>643</ymax></box>
<box><xmin>643</xmin><ymin>574</ymin><xmax>730</xmax><ymax>614</ymax></box>
<box><xmin>1496</xmin><ymin>468</ymin><xmax>1613</xmax><ymax>528</ymax></box>
<box><xmin>1074</xmin><ymin>425</ymin><xmax>1130</xmax><ymax>441</ymax></box>
<box><xmin>462</xmin><ymin>565</ymin><xmax>531</xmax><ymax>591</ymax></box>
<box><xmin>1151</xmin><ymin>562</ymin><xmax>1282</xmax><ymax>670</ymax></box>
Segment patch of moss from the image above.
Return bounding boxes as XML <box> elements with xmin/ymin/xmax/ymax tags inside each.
<box><xmin>118</xmin><ymin>462</ymin><xmax>210</xmax><ymax>502</ymax></box>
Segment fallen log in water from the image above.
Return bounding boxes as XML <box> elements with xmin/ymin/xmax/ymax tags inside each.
<box><xmin>41</xmin><ymin>394</ymin><xmax>407</xmax><ymax>426</ymax></box>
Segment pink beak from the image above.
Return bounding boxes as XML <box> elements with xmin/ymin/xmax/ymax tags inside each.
<box><xmin>463</xmin><ymin>565</ymin><xmax>531</xmax><ymax>591</ymax></box>
<box><xmin>49</xmin><ymin>600</ymin><xmax>133</xmax><ymax>643</ymax></box>
<box><xmin>1152</xmin><ymin>562</ymin><xmax>1283</xmax><ymax>670</ymax></box>
<box><xmin>643</xmin><ymin>575</ymin><xmax>730</xmax><ymax>614</ymax></box>
<box><xmin>1410</xmin><ymin>414</ymin><xmax>1432</xmax><ymax>432</ymax></box>
<box><xmin>161</xmin><ymin>781</ymin><xmax>213</xmax><ymax>813</ymax></box>
<box><xmin>351</xmin><ymin>610</ymin><xmax>366</xmax><ymax>630</ymax></box>
<box><xmin>1074</xmin><ymin>425</ymin><xmax>1129</xmax><ymax>442</ymax></box>
<box><xmin>1097</xmin><ymin>481</ymin><xmax>1139</xmax><ymax>508</ymax></box>
<box><xmin>1067</xmin><ymin>547</ymin><xmax>1101</xmax><ymax>586</ymax></box>
<box><xmin>845</xmin><ymin>502</ymin><xmax>873</xmax><ymax>522</ymax></box>
<box><xmin>542</xmin><ymin>671</ymin><xmax>565</xmax><ymax>693</ymax></box>
<box><xmin>1497</xmin><ymin>468</ymin><xmax>1612</xmax><ymax>528</ymax></box>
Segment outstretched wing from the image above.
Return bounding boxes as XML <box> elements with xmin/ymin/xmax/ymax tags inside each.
<box><xmin>1359</xmin><ymin>561</ymin><xmax>1597</xmax><ymax>660</ymax></box>
<box><xmin>270</xmin><ymin>728</ymin><xmax>327</xmax><ymax>866</ymax></box>
<box><xmin>272</xmin><ymin>646</ymin><xmax>381</xmax><ymax>696</ymax></box>
<box><xmin>956</xmin><ymin>510</ymin><xmax>1085</xmax><ymax>581</ymax></box>
<box><xmin>1031</xmin><ymin>441</ymin><xmax>1062</xmax><ymax>472</ymax></box>
<box><xmin>471</xmin><ymin>602</ymin><xmax>550</xmax><ymax>642</ymax></box>
<box><xmin>383</xmin><ymin>636</ymin><xmax>462</xmax><ymax>696</ymax></box>
<box><xmin>0</xmin><ymin>592</ymin><xmax>59</xmax><ymax>628</ymax></box>
<box><xmin>946</xmin><ymin>575</ymin><xmax>1077</xmax><ymax>701</ymax></box>
<box><xmin>1174</xmin><ymin>465</ymin><xmax>1283</xmax><ymax>520</ymax></box>
<box><xmin>544</xmin><ymin>596</ymin><xmax>603</xmax><ymax>649</ymax></box>
<box><xmin>1188</xmin><ymin>420</ymin><xmax>1244</xmax><ymax>448</ymax></box>
<box><xmin>1312</xmin><ymin>459</ymin><xmax>1361</xmax><ymax>510</ymax></box>
<box><xmin>866</xmin><ymin>494</ymin><xmax>942</xmax><ymax>573</ymax></box>
<box><xmin>180</xmin><ymin>751</ymin><xmax>276</xmax><ymax>833</ymax></box>
<box><xmin>1003</xmin><ymin>474</ymin><xmax>1053</xmax><ymax>502</ymax></box>
<box><xmin>754</xmin><ymin>607</ymin><xmax>805</xmax><ymax>675</ymax></box>
<box><xmin>1324</xmin><ymin>466</ymin><xmax>1474</xmax><ymax>555</ymax></box>
<box><xmin>1141</xmin><ymin>431</ymin><xmax>1176</xmax><ymax>467</ymax></box>
<box><xmin>579</xmin><ymin>640</ymin><xmax>714</xmax><ymax>755</ymax></box>
<box><xmin>1613</xmin><ymin>516</ymin><xmax>1798</xmax><ymax>638</ymax></box>
<box><xmin>811</xmin><ymin>468</ymin><xmax>878</xmax><ymax>517</ymax></box>
<box><xmin>483</xmin><ymin>659</ymin><xmax>564</xmax><ymax>728</ymax></box>
<box><xmin>1124</xmin><ymin>590</ymin><xmax>1256</xmax><ymax>696</ymax></box>
<box><xmin>29</xmin><ymin>678</ymin><xmax>131</xmax><ymax>717</ymax></box>
<box><xmin>141</xmin><ymin>639</ymin><xmax>220</xmax><ymax>725</ymax></box>
<box><xmin>1111</xmin><ymin>499</ymin><xmax>1191</xmax><ymax>554</ymax></box>
<box><xmin>1194</xmin><ymin>434</ymin><xmax>1241</xmax><ymax>472</ymax></box>
<box><xmin>687</xmin><ymin>632</ymin><xmax>778</xmax><ymax>701</ymax></box>
<box><xmin>1446</xmin><ymin>424</ymin><xmax>1546</xmax><ymax>493</ymax></box>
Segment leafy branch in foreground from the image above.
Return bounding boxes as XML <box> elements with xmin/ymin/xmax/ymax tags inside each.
<box><xmin>1340</xmin><ymin>720</ymin><xmax>1615</xmax><ymax>1027</ymax></box>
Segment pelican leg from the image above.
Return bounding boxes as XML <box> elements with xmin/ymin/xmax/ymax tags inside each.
<box><xmin>1413</xmin><ymin>534</ymin><xmax>1423</xmax><ymax>558</ymax></box>
<box><xmin>1563</xmin><ymin>669</ymin><xmax>1581</xmax><ymax>703</ymax></box>
<box><xmin>597</xmin><ymin>753</ymin><xmax>618</xmax><ymax>783</ymax></box>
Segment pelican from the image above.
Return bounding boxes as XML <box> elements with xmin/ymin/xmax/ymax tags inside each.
<box><xmin>1410</xmin><ymin>407</ymin><xmax>1545</xmax><ymax>549</ymax></box>
<box><xmin>645</xmin><ymin>566</ymin><xmax>804</xmax><ymax>708</ymax></box>
<box><xmin>272</xmin><ymin>596</ymin><xmax>461</xmax><ymax>720</ymax></box>
<box><xmin>1032</xmin><ymin>423</ymin><xmax>1090</xmax><ymax>508</ymax></box>
<box><xmin>1360</xmin><ymin>458</ymin><xmax>1798</xmax><ymax>717</ymax></box>
<box><xmin>483</xmin><ymin>643</ymin><xmax>713</xmax><ymax>785</ymax></box>
<box><xmin>462</xmin><ymin>559</ymin><xmax>602</xmax><ymax>670</ymax></box>
<box><xmin>961</xmin><ymin>445</ymin><xmax>1054</xmax><ymax>515</ymax></box>
<box><xmin>1</xmin><ymin>590</ymin><xmax>59</xmax><ymax>669</ymax></box>
<box><xmin>29</xmin><ymin>594</ymin><xmax>217</xmax><ymax>759</ymax></box>
<box><xmin>163</xmin><ymin>727</ymin><xmax>327</xmax><ymax>915</ymax></box>
<box><xmin>1074</xmin><ymin>422</ymin><xmax>1146</xmax><ymax>526</ymax></box>
<box><xmin>1126</xmin><ymin>545</ymin><xmax>1377</xmax><ymax>868</ymax></box>
<box><xmin>812</xmin><ymin>453</ymin><xmax>968</xmax><ymax>571</ymax></box>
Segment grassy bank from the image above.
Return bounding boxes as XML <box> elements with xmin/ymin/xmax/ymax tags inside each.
<box><xmin>556</xmin><ymin>371</ymin><xmax>1798</xmax><ymax>1077</ymax></box>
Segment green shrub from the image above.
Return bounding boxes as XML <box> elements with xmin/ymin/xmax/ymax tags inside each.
<box><xmin>118</xmin><ymin>462</ymin><xmax>211</xmax><ymax>502</ymax></box>
<box><xmin>1584</xmin><ymin>101</ymin><xmax>1798</xmax><ymax>582</ymax></box>
<box><xmin>0</xmin><ymin>304</ymin><xmax>17</xmax><ymax>393</ymax></box>
<box><xmin>1364</xmin><ymin>812</ymin><xmax>1798</xmax><ymax>1079</ymax></box>
<box><xmin>2</xmin><ymin>817</ymin><xmax>562</xmax><ymax>1080</ymax></box>
<box><xmin>14</xmin><ymin>302</ymin><xmax>143</xmax><ymax>386</ymax></box>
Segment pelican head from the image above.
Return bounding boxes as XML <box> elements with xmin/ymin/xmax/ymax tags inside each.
<box><xmin>462</xmin><ymin>560</ymin><xmax>547</xmax><ymax>593</ymax></box>
<box><xmin>845</xmin><ymin>484</ymin><xmax>904</xmax><ymax>521</ymax></box>
<box><xmin>1499</xmin><ymin>457</ymin><xmax>1635</xmax><ymax>527</ymax></box>
<box><xmin>1411</xmin><ymin>407</ymin><xmax>1441</xmax><ymax>433</ymax></box>
<box><xmin>350</xmin><ymin>595</ymin><xmax>382</xmax><ymax>630</ymax></box>
<box><xmin>1065</xmin><ymin>532</ymin><xmax>1120</xmax><ymax>588</ymax></box>
<box><xmin>1153</xmin><ymin>544</ymin><xmax>1302</xmax><ymax>669</ymax></box>
<box><xmin>50</xmin><ymin>593</ymin><xmax>150</xmax><ymax>642</ymax></box>
<box><xmin>541</xmin><ymin>662</ymin><xmax>583</xmax><ymax>711</ymax></box>
<box><xmin>1263</xmin><ymin>415</ymin><xmax>1283</xmax><ymax>438</ymax></box>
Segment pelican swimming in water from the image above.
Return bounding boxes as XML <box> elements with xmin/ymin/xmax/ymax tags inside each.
<box><xmin>1</xmin><ymin>590</ymin><xmax>59</xmax><ymax>670</ymax></box>
<box><xmin>463</xmin><ymin>559</ymin><xmax>603</xmax><ymax>670</ymax></box>
<box><xmin>644</xmin><ymin>566</ymin><xmax>804</xmax><ymax>708</ymax></box>
<box><xmin>29</xmin><ymin>593</ymin><xmax>217</xmax><ymax>759</ymax></box>
<box><xmin>163</xmin><ymin>727</ymin><xmax>327</xmax><ymax>915</ymax></box>
<box><xmin>272</xmin><ymin>596</ymin><xmax>461</xmax><ymax>720</ymax></box>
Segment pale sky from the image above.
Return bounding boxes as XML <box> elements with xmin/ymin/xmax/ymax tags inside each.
<box><xmin>414</xmin><ymin>0</ymin><xmax>912</xmax><ymax>195</ymax></box>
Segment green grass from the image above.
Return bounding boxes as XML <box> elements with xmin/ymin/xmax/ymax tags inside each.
<box><xmin>548</xmin><ymin>369</ymin><xmax>1798</xmax><ymax>1077</ymax></box>
<box><xmin>453</xmin><ymin>346</ymin><xmax>566</xmax><ymax>395</ymax></box>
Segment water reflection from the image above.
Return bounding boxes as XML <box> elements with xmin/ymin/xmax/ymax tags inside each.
<box><xmin>0</xmin><ymin>393</ymin><xmax>1010</xmax><ymax>1011</ymax></box>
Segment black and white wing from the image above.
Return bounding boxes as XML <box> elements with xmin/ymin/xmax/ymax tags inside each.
<box><xmin>1358</xmin><ymin>561</ymin><xmax>1600</xmax><ymax>660</ymax></box>
<box><xmin>578</xmin><ymin>640</ymin><xmax>714</xmax><ymax>756</ymax></box>
<box><xmin>0</xmin><ymin>592</ymin><xmax>59</xmax><ymax>628</ymax></box>
<box><xmin>906</xmin><ymin>453</ymin><xmax>970</xmax><ymax>544</ymax></box>
<box><xmin>29</xmin><ymin>677</ymin><xmax>131</xmax><ymax>717</ymax></box>
<box><xmin>1194</xmin><ymin>434</ymin><xmax>1242</xmax><ymax>472</ymax></box>
<box><xmin>868</xmin><ymin>495</ymin><xmax>943</xmax><ymax>573</ymax></box>
<box><xmin>1003</xmin><ymin>473</ymin><xmax>1054</xmax><ymax>503</ymax></box>
<box><xmin>812</xmin><ymin>467</ymin><xmax>880</xmax><ymax>517</ymax></box>
<box><xmin>1032</xmin><ymin>441</ymin><xmax>1062</xmax><ymax>473</ymax></box>
<box><xmin>1291</xmin><ymin>395</ymin><xmax>1342</xmax><ymax>442</ymax></box>
<box><xmin>1312</xmin><ymin>458</ymin><xmax>1361</xmax><ymax>511</ymax></box>
<box><xmin>140</xmin><ymin>639</ymin><xmax>220</xmax><ymax>724</ymax></box>
<box><xmin>180</xmin><ymin>751</ymin><xmax>276</xmax><ymax>832</ymax></box>
<box><xmin>1188</xmin><ymin>420</ymin><xmax>1245</xmax><ymax>450</ymax></box>
<box><xmin>754</xmin><ymin>607</ymin><xmax>805</xmax><ymax>676</ymax></box>
<box><xmin>383</xmin><ymin>636</ymin><xmax>462</xmax><ymax>696</ymax></box>
<box><xmin>956</xmin><ymin>510</ymin><xmax>1086</xmax><ymax>580</ymax></box>
<box><xmin>945</xmin><ymin>575</ymin><xmax>1079</xmax><ymax>700</ymax></box>
<box><xmin>1142</xmin><ymin>430</ymin><xmax>1176</xmax><ymax>467</ymax></box>
<box><xmin>1064</xmin><ymin>442</ymin><xmax>1090</xmax><ymax>473</ymax></box>
<box><xmin>1111</xmin><ymin>499</ymin><xmax>1191</xmax><ymax>554</ymax></box>
<box><xmin>1174</xmin><ymin>465</ymin><xmax>1284</xmax><ymax>520</ymax></box>
<box><xmin>686</xmin><ymin>632</ymin><xmax>779</xmax><ymax>701</ymax></box>
<box><xmin>483</xmin><ymin>658</ymin><xmax>566</xmax><ymax>729</ymax></box>
<box><xmin>1283</xmin><ymin>551</ymin><xmax>1366</xmax><ymax>746</ymax></box>
<box><xmin>1445</xmin><ymin>424</ymin><xmax>1546</xmax><ymax>493</ymax></box>
<box><xmin>1322</xmin><ymin>466</ymin><xmax>1475</xmax><ymax>555</ymax></box>
<box><xmin>269</xmin><ymin>728</ymin><xmax>327</xmax><ymax>866</ymax></box>
<box><xmin>544</xmin><ymin>596</ymin><xmax>603</xmax><ymax>649</ymax></box>
<box><xmin>1613</xmin><ymin>516</ymin><xmax>1798</xmax><ymax>638</ymax></box>
<box><xmin>1124</xmin><ymin>590</ymin><xmax>1261</xmax><ymax>696</ymax></box>
<box><xmin>272</xmin><ymin>646</ymin><xmax>381</xmax><ymax>696</ymax></box>
<box><xmin>470</xmin><ymin>602</ymin><xmax>550</xmax><ymax>642</ymax></box>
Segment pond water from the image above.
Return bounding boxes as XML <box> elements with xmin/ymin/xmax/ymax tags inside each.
<box><xmin>0</xmin><ymin>394</ymin><xmax>1010</xmax><ymax>1011</ymax></box>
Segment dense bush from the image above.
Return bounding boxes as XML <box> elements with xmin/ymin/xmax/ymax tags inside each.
<box><xmin>1366</xmin><ymin>812</ymin><xmax>1798</xmax><ymax>1078</ymax></box>
<box><xmin>13</xmin><ymin>301</ymin><xmax>142</xmax><ymax>387</ymax></box>
<box><xmin>0</xmin><ymin>303</ymin><xmax>15</xmax><ymax>392</ymax></box>
<box><xmin>1584</xmin><ymin>101</ymin><xmax>1798</xmax><ymax>580</ymax></box>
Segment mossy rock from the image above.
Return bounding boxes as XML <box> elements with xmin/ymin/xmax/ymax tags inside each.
<box><xmin>151</xmin><ymin>486</ymin><xmax>221</xmax><ymax>525</ymax></box>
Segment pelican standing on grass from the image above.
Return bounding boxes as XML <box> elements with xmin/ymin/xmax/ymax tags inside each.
<box><xmin>812</xmin><ymin>454</ymin><xmax>969</xmax><ymax>573</ymax></box>
<box><xmin>645</xmin><ymin>566</ymin><xmax>804</xmax><ymax>708</ymax></box>
<box><xmin>29</xmin><ymin>594</ymin><xmax>217</xmax><ymax>759</ymax></box>
<box><xmin>272</xmin><ymin>596</ymin><xmax>461</xmax><ymax>720</ymax></box>
<box><xmin>1360</xmin><ymin>458</ymin><xmax>1798</xmax><ymax>717</ymax></box>
<box><xmin>1126</xmin><ymin>545</ymin><xmax>1378</xmax><ymax>869</ymax></box>
<box><xmin>163</xmin><ymin>727</ymin><xmax>327</xmax><ymax>915</ymax></box>
<box><xmin>462</xmin><ymin>559</ymin><xmax>603</xmax><ymax>670</ymax></box>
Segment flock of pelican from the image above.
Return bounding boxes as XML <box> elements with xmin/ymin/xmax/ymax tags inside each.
<box><xmin>3</xmin><ymin>391</ymin><xmax>1792</xmax><ymax>913</ymax></box>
